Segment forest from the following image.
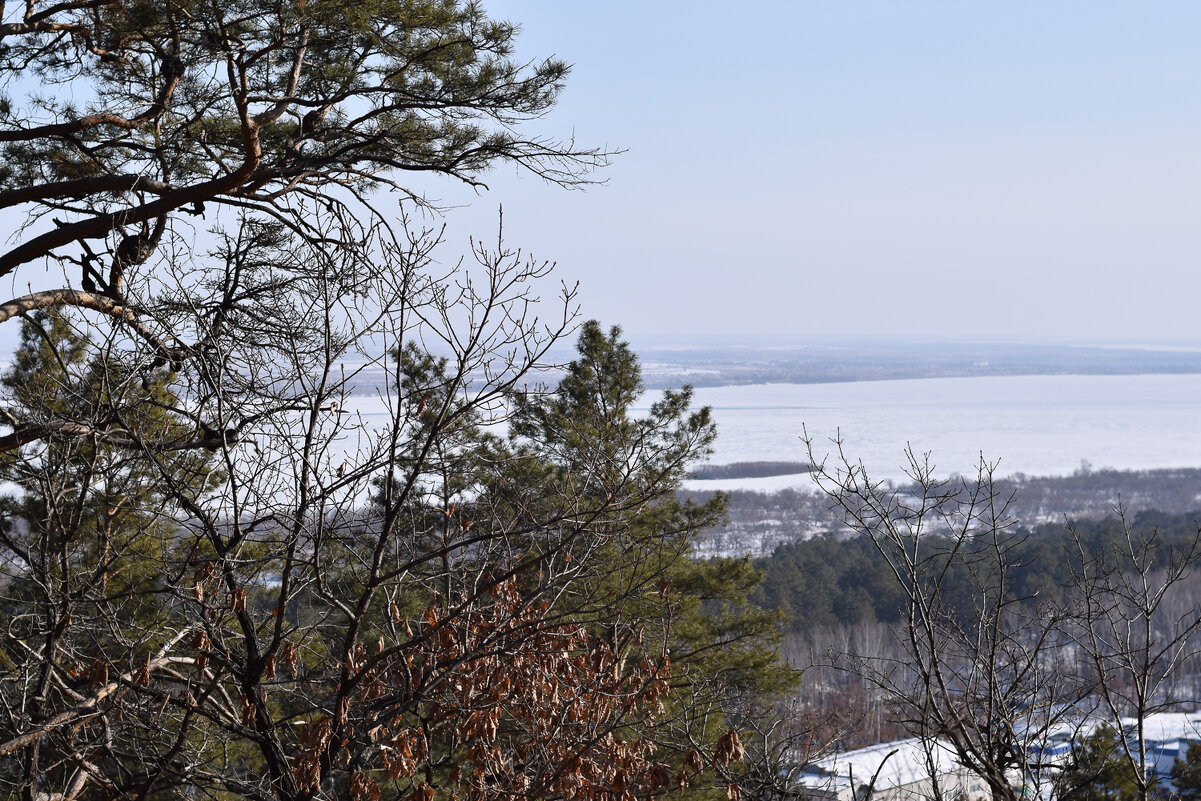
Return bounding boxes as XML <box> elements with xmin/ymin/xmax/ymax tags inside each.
<box><xmin>752</xmin><ymin>510</ymin><xmax>1201</xmax><ymax>632</ymax></box>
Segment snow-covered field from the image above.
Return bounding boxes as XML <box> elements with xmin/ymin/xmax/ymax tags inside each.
<box><xmin>680</xmin><ymin>473</ymin><xmax>817</xmax><ymax>493</ymax></box>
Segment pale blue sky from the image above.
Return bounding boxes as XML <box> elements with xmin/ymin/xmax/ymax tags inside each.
<box><xmin>433</xmin><ymin>2</ymin><xmax>1201</xmax><ymax>343</ymax></box>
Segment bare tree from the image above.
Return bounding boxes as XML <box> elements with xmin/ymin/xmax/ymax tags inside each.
<box><xmin>0</xmin><ymin>2</ymin><xmax>779</xmax><ymax>797</ymax></box>
<box><xmin>783</xmin><ymin>621</ymin><xmax>907</xmax><ymax>751</ymax></box>
<box><xmin>0</xmin><ymin>211</ymin><xmax>753</xmax><ymax>799</ymax></box>
<box><xmin>0</xmin><ymin>5</ymin><xmax>811</xmax><ymax>797</ymax></box>
<box><xmin>1061</xmin><ymin>505</ymin><xmax>1201</xmax><ymax>801</ymax></box>
<box><xmin>804</xmin><ymin>435</ymin><xmax>1086</xmax><ymax>801</ymax></box>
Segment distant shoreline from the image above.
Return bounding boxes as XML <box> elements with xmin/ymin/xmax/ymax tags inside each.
<box><xmin>631</xmin><ymin>340</ymin><xmax>1201</xmax><ymax>389</ymax></box>
<box><xmin>688</xmin><ymin>461</ymin><xmax>813</xmax><ymax>480</ymax></box>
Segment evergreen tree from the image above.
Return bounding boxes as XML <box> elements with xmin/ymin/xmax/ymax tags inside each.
<box><xmin>1172</xmin><ymin>742</ymin><xmax>1201</xmax><ymax>800</ymax></box>
<box><xmin>0</xmin><ymin>314</ymin><xmax>793</xmax><ymax>799</ymax></box>
<box><xmin>506</xmin><ymin>322</ymin><xmax>797</xmax><ymax>796</ymax></box>
<box><xmin>0</xmin><ymin>0</ymin><xmax>799</xmax><ymax>795</ymax></box>
<box><xmin>0</xmin><ymin>311</ymin><xmax>216</xmax><ymax>794</ymax></box>
<box><xmin>0</xmin><ymin>0</ymin><xmax>609</xmax><ymax>470</ymax></box>
<box><xmin>0</xmin><ymin>0</ymin><xmax>606</xmax><ymax>281</ymax></box>
<box><xmin>1058</xmin><ymin>725</ymin><xmax>1143</xmax><ymax>801</ymax></box>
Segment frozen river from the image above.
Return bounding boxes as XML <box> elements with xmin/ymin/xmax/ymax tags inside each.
<box><xmin>342</xmin><ymin>373</ymin><xmax>1201</xmax><ymax>491</ymax></box>
<box><xmin>662</xmin><ymin>373</ymin><xmax>1201</xmax><ymax>488</ymax></box>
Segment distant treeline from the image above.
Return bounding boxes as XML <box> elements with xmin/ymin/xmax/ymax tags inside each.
<box><xmin>689</xmin><ymin>461</ymin><xmax>813</xmax><ymax>480</ymax></box>
<box><xmin>637</xmin><ymin>342</ymin><xmax>1201</xmax><ymax>389</ymax></box>
<box><xmin>751</xmin><ymin>509</ymin><xmax>1201</xmax><ymax>632</ymax></box>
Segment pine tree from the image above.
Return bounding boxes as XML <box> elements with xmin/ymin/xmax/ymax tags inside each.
<box><xmin>1172</xmin><ymin>742</ymin><xmax>1201</xmax><ymax>800</ymax></box>
<box><xmin>506</xmin><ymin>322</ymin><xmax>797</xmax><ymax>797</ymax></box>
<box><xmin>0</xmin><ymin>311</ymin><xmax>216</xmax><ymax>794</ymax></box>
<box><xmin>1059</xmin><ymin>725</ymin><xmax>1143</xmax><ymax>801</ymax></box>
<box><xmin>0</xmin><ymin>0</ymin><xmax>606</xmax><ymax>282</ymax></box>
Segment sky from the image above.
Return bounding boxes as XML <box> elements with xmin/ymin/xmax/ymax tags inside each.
<box><xmin>425</xmin><ymin>1</ymin><xmax>1201</xmax><ymax>344</ymax></box>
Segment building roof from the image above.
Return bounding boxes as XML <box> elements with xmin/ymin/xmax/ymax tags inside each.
<box><xmin>1118</xmin><ymin>712</ymin><xmax>1201</xmax><ymax>745</ymax></box>
<box><xmin>794</xmin><ymin>737</ymin><xmax>964</xmax><ymax>796</ymax></box>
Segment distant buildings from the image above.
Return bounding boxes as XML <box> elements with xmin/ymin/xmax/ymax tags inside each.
<box><xmin>793</xmin><ymin>738</ymin><xmax>988</xmax><ymax>801</ymax></box>
<box><xmin>792</xmin><ymin>712</ymin><xmax>1201</xmax><ymax>801</ymax></box>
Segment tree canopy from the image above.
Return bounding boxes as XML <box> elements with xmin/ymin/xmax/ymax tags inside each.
<box><xmin>0</xmin><ymin>0</ymin><xmax>610</xmax><ymax>460</ymax></box>
<box><xmin>0</xmin><ymin>3</ymin><xmax>799</xmax><ymax>800</ymax></box>
<box><xmin>0</xmin><ymin>302</ymin><xmax>792</xmax><ymax>799</ymax></box>
<box><xmin>0</xmin><ymin>0</ymin><xmax>605</xmax><ymax>274</ymax></box>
